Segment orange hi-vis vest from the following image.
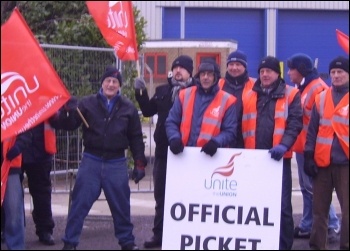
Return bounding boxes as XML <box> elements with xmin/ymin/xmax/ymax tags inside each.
<box><xmin>179</xmin><ymin>86</ymin><xmax>236</xmax><ymax>147</ymax></box>
<box><xmin>293</xmin><ymin>78</ymin><xmax>329</xmax><ymax>153</ymax></box>
<box><xmin>314</xmin><ymin>89</ymin><xmax>349</xmax><ymax>167</ymax></box>
<box><xmin>242</xmin><ymin>85</ymin><xmax>299</xmax><ymax>158</ymax></box>
<box><xmin>44</xmin><ymin>120</ymin><xmax>57</xmax><ymax>154</ymax></box>
<box><xmin>218</xmin><ymin>77</ymin><xmax>255</xmax><ymax>97</ymax></box>
<box><xmin>2</xmin><ymin>137</ymin><xmax>22</xmax><ymax>168</ymax></box>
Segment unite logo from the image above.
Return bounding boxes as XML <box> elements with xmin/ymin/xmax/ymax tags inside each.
<box><xmin>1</xmin><ymin>72</ymin><xmax>39</xmax><ymax>126</ymax></box>
<box><xmin>210</xmin><ymin>105</ymin><xmax>221</xmax><ymax>118</ymax></box>
<box><xmin>204</xmin><ymin>152</ymin><xmax>242</xmax><ymax>197</ymax></box>
<box><xmin>339</xmin><ymin>104</ymin><xmax>349</xmax><ymax>116</ymax></box>
<box><xmin>107</xmin><ymin>1</ymin><xmax>129</xmax><ymax>37</ymax></box>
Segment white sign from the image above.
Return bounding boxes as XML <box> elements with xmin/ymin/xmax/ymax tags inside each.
<box><xmin>163</xmin><ymin>147</ymin><xmax>283</xmax><ymax>250</ymax></box>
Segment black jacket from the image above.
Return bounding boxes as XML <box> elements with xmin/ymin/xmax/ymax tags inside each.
<box><xmin>221</xmin><ymin>71</ymin><xmax>251</xmax><ymax>148</ymax></box>
<box><xmin>135</xmin><ymin>79</ymin><xmax>196</xmax><ymax>158</ymax></box>
<box><xmin>252</xmin><ymin>78</ymin><xmax>303</xmax><ymax>152</ymax></box>
<box><xmin>305</xmin><ymin>82</ymin><xmax>349</xmax><ymax>165</ymax></box>
<box><xmin>58</xmin><ymin>92</ymin><xmax>147</xmax><ymax>164</ymax></box>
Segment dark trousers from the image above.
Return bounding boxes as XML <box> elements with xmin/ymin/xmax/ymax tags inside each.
<box><xmin>279</xmin><ymin>158</ymin><xmax>294</xmax><ymax>250</ymax></box>
<box><xmin>152</xmin><ymin>156</ymin><xmax>167</xmax><ymax>240</ymax></box>
<box><xmin>310</xmin><ymin>163</ymin><xmax>349</xmax><ymax>250</ymax></box>
<box><xmin>22</xmin><ymin>161</ymin><xmax>55</xmax><ymax>236</ymax></box>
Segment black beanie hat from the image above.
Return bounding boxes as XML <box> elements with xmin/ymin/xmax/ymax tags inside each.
<box><xmin>172</xmin><ymin>55</ymin><xmax>194</xmax><ymax>76</ymax></box>
<box><xmin>287</xmin><ymin>53</ymin><xmax>314</xmax><ymax>77</ymax></box>
<box><xmin>329</xmin><ymin>56</ymin><xmax>349</xmax><ymax>74</ymax></box>
<box><xmin>227</xmin><ymin>50</ymin><xmax>248</xmax><ymax>68</ymax></box>
<box><xmin>197</xmin><ymin>59</ymin><xmax>221</xmax><ymax>78</ymax></box>
<box><xmin>100</xmin><ymin>66</ymin><xmax>122</xmax><ymax>86</ymax></box>
<box><xmin>258</xmin><ymin>56</ymin><xmax>281</xmax><ymax>75</ymax></box>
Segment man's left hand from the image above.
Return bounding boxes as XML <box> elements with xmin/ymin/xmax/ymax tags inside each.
<box><xmin>132</xmin><ymin>160</ymin><xmax>146</xmax><ymax>184</ymax></box>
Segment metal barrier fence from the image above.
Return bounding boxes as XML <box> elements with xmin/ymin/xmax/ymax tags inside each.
<box><xmin>40</xmin><ymin>44</ymin><xmax>154</xmax><ymax>193</ymax></box>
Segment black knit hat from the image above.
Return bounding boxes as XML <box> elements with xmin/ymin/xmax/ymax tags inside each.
<box><xmin>172</xmin><ymin>55</ymin><xmax>194</xmax><ymax>76</ymax></box>
<box><xmin>329</xmin><ymin>56</ymin><xmax>349</xmax><ymax>74</ymax></box>
<box><xmin>287</xmin><ymin>53</ymin><xmax>314</xmax><ymax>77</ymax></box>
<box><xmin>258</xmin><ymin>56</ymin><xmax>281</xmax><ymax>75</ymax></box>
<box><xmin>227</xmin><ymin>50</ymin><xmax>248</xmax><ymax>68</ymax></box>
<box><xmin>100</xmin><ymin>66</ymin><xmax>122</xmax><ymax>86</ymax></box>
<box><xmin>197</xmin><ymin>59</ymin><xmax>221</xmax><ymax>79</ymax></box>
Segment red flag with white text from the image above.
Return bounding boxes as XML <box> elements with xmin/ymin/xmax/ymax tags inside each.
<box><xmin>336</xmin><ymin>29</ymin><xmax>349</xmax><ymax>54</ymax></box>
<box><xmin>1</xmin><ymin>8</ymin><xmax>70</xmax><ymax>204</ymax></box>
<box><xmin>86</xmin><ymin>1</ymin><xmax>139</xmax><ymax>61</ymax></box>
<box><xmin>1</xmin><ymin>8</ymin><xmax>70</xmax><ymax>142</ymax></box>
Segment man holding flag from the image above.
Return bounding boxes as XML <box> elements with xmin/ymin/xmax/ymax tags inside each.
<box><xmin>58</xmin><ymin>66</ymin><xmax>147</xmax><ymax>251</ymax></box>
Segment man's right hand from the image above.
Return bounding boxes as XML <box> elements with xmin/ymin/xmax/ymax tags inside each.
<box><xmin>169</xmin><ymin>138</ymin><xmax>184</xmax><ymax>155</ymax></box>
<box><xmin>64</xmin><ymin>96</ymin><xmax>78</xmax><ymax>111</ymax></box>
<box><xmin>134</xmin><ymin>78</ymin><xmax>146</xmax><ymax>90</ymax></box>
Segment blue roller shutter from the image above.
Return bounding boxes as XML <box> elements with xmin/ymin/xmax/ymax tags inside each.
<box><xmin>277</xmin><ymin>10</ymin><xmax>349</xmax><ymax>85</ymax></box>
<box><xmin>163</xmin><ymin>7</ymin><xmax>264</xmax><ymax>78</ymax></box>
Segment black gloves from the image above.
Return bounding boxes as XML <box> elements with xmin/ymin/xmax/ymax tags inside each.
<box><xmin>269</xmin><ymin>144</ymin><xmax>288</xmax><ymax>161</ymax></box>
<box><xmin>6</xmin><ymin>144</ymin><xmax>22</xmax><ymax>161</ymax></box>
<box><xmin>201</xmin><ymin>140</ymin><xmax>219</xmax><ymax>157</ymax></box>
<box><xmin>169</xmin><ymin>138</ymin><xmax>184</xmax><ymax>155</ymax></box>
<box><xmin>167</xmin><ymin>71</ymin><xmax>173</xmax><ymax>85</ymax></box>
<box><xmin>64</xmin><ymin>96</ymin><xmax>78</xmax><ymax>111</ymax></box>
<box><xmin>132</xmin><ymin>160</ymin><xmax>146</xmax><ymax>184</ymax></box>
<box><xmin>134</xmin><ymin>78</ymin><xmax>146</xmax><ymax>90</ymax></box>
<box><xmin>304</xmin><ymin>151</ymin><xmax>318</xmax><ymax>177</ymax></box>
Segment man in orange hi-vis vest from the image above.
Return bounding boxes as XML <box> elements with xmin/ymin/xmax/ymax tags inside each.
<box><xmin>165</xmin><ymin>59</ymin><xmax>237</xmax><ymax>157</ymax></box>
<box><xmin>305</xmin><ymin>56</ymin><xmax>349</xmax><ymax>250</ymax></box>
<box><xmin>217</xmin><ymin>50</ymin><xmax>255</xmax><ymax>148</ymax></box>
<box><xmin>242</xmin><ymin>56</ymin><xmax>303</xmax><ymax>250</ymax></box>
<box><xmin>287</xmin><ymin>53</ymin><xmax>340</xmax><ymax>242</ymax></box>
<box><xmin>19</xmin><ymin>119</ymin><xmax>60</xmax><ymax>246</ymax></box>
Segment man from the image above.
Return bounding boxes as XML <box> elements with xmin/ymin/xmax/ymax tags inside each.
<box><xmin>166</xmin><ymin>59</ymin><xmax>237</xmax><ymax>156</ymax></box>
<box><xmin>287</xmin><ymin>53</ymin><xmax>340</xmax><ymax>242</ymax></box>
<box><xmin>218</xmin><ymin>50</ymin><xmax>255</xmax><ymax>148</ymax></box>
<box><xmin>305</xmin><ymin>56</ymin><xmax>349</xmax><ymax>250</ymax></box>
<box><xmin>2</xmin><ymin>132</ymin><xmax>30</xmax><ymax>250</ymax></box>
<box><xmin>242</xmin><ymin>56</ymin><xmax>303</xmax><ymax>250</ymax></box>
<box><xmin>58</xmin><ymin>66</ymin><xmax>147</xmax><ymax>250</ymax></box>
<box><xmin>134</xmin><ymin>55</ymin><xmax>196</xmax><ymax>248</ymax></box>
<box><xmin>20</xmin><ymin>120</ymin><xmax>61</xmax><ymax>246</ymax></box>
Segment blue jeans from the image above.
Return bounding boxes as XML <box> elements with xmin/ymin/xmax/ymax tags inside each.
<box><xmin>295</xmin><ymin>153</ymin><xmax>340</xmax><ymax>231</ymax></box>
<box><xmin>62</xmin><ymin>154</ymin><xmax>135</xmax><ymax>247</ymax></box>
<box><xmin>3</xmin><ymin>172</ymin><xmax>25</xmax><ymax>250</ymax></box>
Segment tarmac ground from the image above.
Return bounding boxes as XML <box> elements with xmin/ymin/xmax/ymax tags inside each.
<box><xmin>1</xmin><ymin>179</ymin><xmax>341</xmax><ymax>250</ymax></box>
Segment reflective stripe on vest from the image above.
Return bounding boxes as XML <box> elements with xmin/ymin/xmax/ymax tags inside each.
<box><xmin>314</xmin><ymin>89</ymin><xmax>349</xmax><ymax>167</ymax></box>
<box><xmin>179</xmin><ymin>86</ymin><xmax>236</xmax><ymax>147</ymax></box>
<box><xmin>2</xmin><ymin>137</ymin><xmax>22</xmax><ymax>167</ymax></box>
<box><xmin>44</xmin><ymin>120</ymin><xmax>57</xmax><ymax>154</ymax></box>
<box><xmin>242</xmin><ymin>85</ymin><xmax>298</xmax><ymax>158</ymax></box>
<box><xmin>292</xmin><ymin>79</ymin><xmax>328</xmax><ymax>153</ymax></box>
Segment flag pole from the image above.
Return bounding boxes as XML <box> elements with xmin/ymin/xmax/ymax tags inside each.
<box><xmin>76</xmin><ymin>108</ymin><xmax>89</xmax><ymax>128</ymax></box>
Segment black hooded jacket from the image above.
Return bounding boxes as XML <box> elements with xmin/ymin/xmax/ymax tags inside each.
<box><xmin>135</xmin><ymin>79</ymin><xmax>196</xmax><ymax>158</ymax></box>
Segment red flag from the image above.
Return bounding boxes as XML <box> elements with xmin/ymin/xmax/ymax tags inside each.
<box><xmin>336</xmin><ymin>29</ymin><xmax>349</xmax><ymax>54</ymax></box>
<box><xmin>86</xmin><ymin>1</ymin><xmax>139</xmax><ymax>61</ymax></box>
<box><xmin>1</xmin><ymin>8</ymin><xmax>71</xmax><ymax>142</ymax></box>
